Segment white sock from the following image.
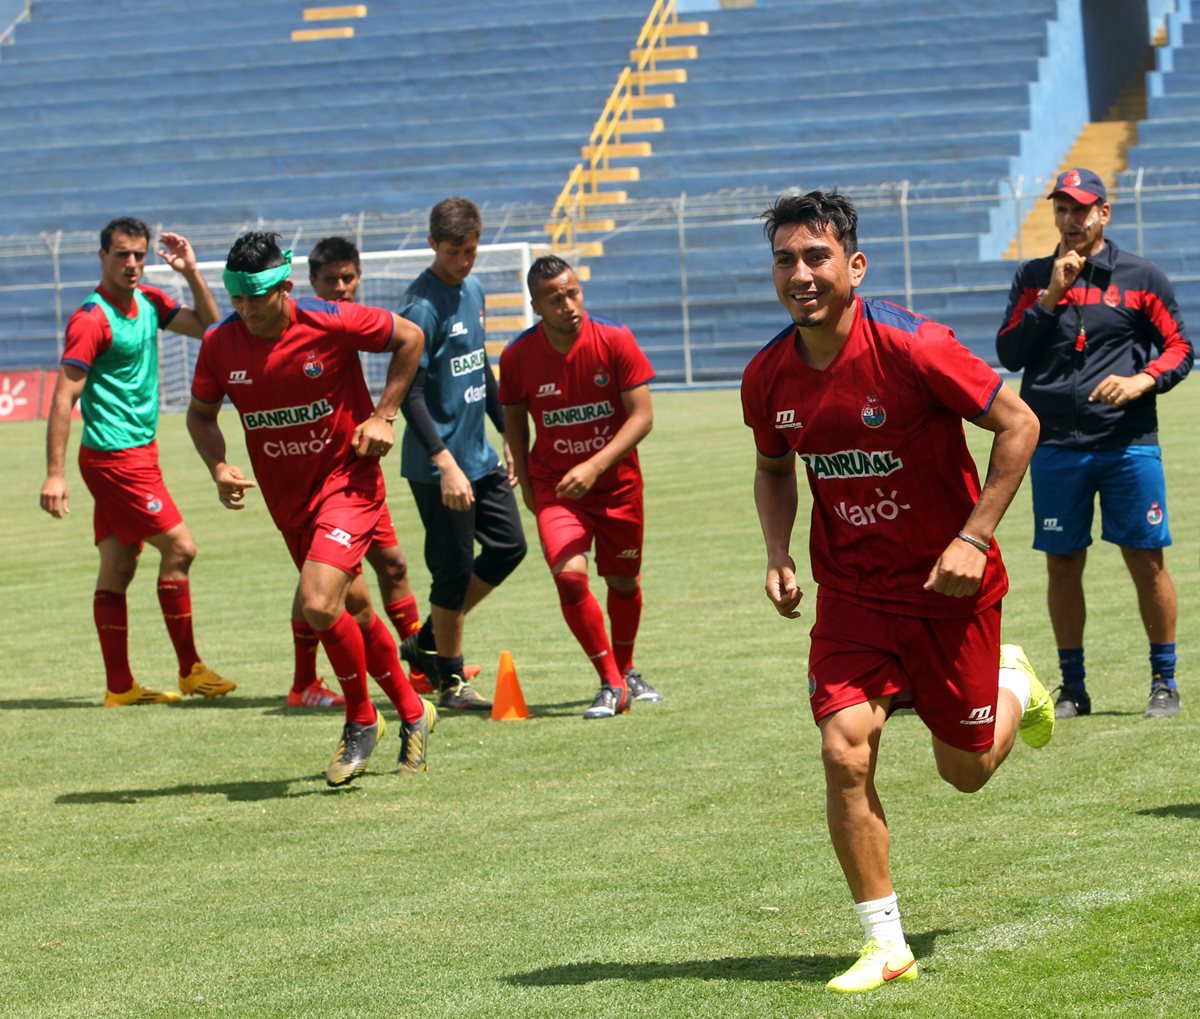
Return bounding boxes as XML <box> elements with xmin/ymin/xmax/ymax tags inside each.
<box><xmin>998</xmin><ymin>663</ymin><xmax>1032</xmax><ymax>713</ymax></box>
<box><xmin>854</xmin><ymin>892</ymin><xmax>906</xmax><ymax>949</ymax></box>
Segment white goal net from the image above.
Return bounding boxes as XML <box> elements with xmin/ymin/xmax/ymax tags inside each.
<box><xmin>145</xmin><ymin>242</ymin><xmax>534</xmax><ymax>410</ymax></box>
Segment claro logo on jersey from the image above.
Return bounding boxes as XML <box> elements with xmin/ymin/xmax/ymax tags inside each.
<box><xmin>451</xmin><ymin>349</ymin><xmax>486</xmax><ymax>377</ymax></box>
<box><xmin>799</xmin><ymin>449</ymin><xmax>903</xmax><ymax>479</ymax></box>
<box><xmin>542</xmin><ymin>400</ymin><xmax>615</xmax><ymax>428</ymax></box>
<box><xmin>244</xmin><ymin>398</ymin><xmax>334</xmax><ymax>430</ymax></box>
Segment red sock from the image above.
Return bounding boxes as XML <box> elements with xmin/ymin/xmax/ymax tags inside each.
<box><xmin>94</xmin><ymin>589</ymin><xmax>134</xmax><ymax>694</ymax></box>
<box><xmin>360</xmin><ymin>612</ymin><xmax>424</xmax><ymax>723</ymax></box>
<box><xmin>157</xmin><ymin>578</ymin><xmax>200</xmax><ymax>677</ymax></box>
<box><xmin>607</xmin><ymin>583</ymin><xmax>642</xmax><ymax>676</ymax></box>
<box><xmin>384</xmin><ymin>595</ymin><xmax>423</xmax><ymax>638</ymax></box>
<box><xmin>554</xmin><ymin>572</ymin><xmax>623</xmax><ymax>686</ymax></box>
<box><xmin>314</xmin><ymin>611</ymin><xmax>375</xmax><ymax>724</ymax></box>
<box><xmin>291</xmin><ymin>618</ymin><xmax>320</xmax><ymax>693</ymax></box>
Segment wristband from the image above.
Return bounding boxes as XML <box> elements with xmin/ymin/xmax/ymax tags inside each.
<box><xmin>373</xmin><ymin>411</ymin><xmax>398</xmax><ymax>423</ymax></box>
<box><xmin>956</xmin><ymin>531</ymin><xmax>991</xmax><ymax>554</ymax></box>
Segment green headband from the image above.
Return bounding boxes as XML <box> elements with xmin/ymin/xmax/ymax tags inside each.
<box><xmin>223</xmin><ymin>250</ymin><xmax>293</xmax><ymax>296</ymax></box>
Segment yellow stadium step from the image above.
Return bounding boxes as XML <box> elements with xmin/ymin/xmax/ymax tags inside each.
<box><xmin>630</xmin><ymin>44</ymin><xmax>697</xmax><ymax>61</ymax></box>
<box><xmin>572</xmin><ymin>190</ymin><xmax>628</xmax><ymax>205</ymax></box>
<box><xmin>628</xmin><ymin>94</ymin><xmax>675</xmax><ymax>110</ymax></box>
<box><xmin>582</xmin><ymin>167</ymin><xmax>640</xmax><ymax>183</ymax></box>
<box><xmin>542</xmin><ymin>219</ymin><xmax>615</xmax><ymax>234</ymax></box>
<box><xmin>580</xmin><ymin>142</ymin><xmax>652</xmax><ymax>159</ymax></box>
<box><xmin>664</xmin><ymin>21</ymin><xmax>709</xmax><ymax>38</ymax></box>
<box><xmin>487</xmin><ymin>315</ymin><xmax>529</xmax><ymax>333</ymax></box>
<box><xmin>292</xmin><ymin>26</ymin><xmax>354</xmax><ymax>40</ymax></box>
<box><xmin>303</xmin><ymin>4</ymin><xmax>366</xmax><ymax>20</ymax></box>
<box><xmin>633</xmin><ymin>68</ymin><xmax>687</xmax><ymax>86</ymax></box>
<box><xmin>535</xmin><ymin>243</ymin><xmax>604</xmax><ymax>260</ymax></box>
<box><xmin>486</xmin><ymin>293</ymin><xmax>526</xmax><ymax>310</ymax></box>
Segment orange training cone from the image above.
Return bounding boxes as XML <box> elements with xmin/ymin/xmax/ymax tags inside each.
<box><xmin>491</xmin><ymin>650</ymin><xmax>529</xmax><ymax>721</ymax></box>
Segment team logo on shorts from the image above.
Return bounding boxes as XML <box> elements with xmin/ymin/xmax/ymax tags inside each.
<box><xmin>808</xmin><ymin>673</ymin><xmax>817</xmax><ymax>698</ymax></box>
<box><xmin>1147</xmin><ymin>502</ymin><xmax>1164</xmax><ymax>526</ymax></box>
<box><xmin>145</xmin><ymin>496</ymin><xmax>162</xmax><ymax>514</ymax></box>
<box><xmin>1104</xmin><ymin>285</ymin><xmax>1122</xmax><ymax>308</ymax></box>
<box><xmin>861</xmin><ymin>392</ymin><xmax>886</xmax><ymax>428</ymax></box>
<box><xmin>303</xmin><ymin>353</ymin><xmax>324</xmax><ymax>379</ymax></box>
<box><xmin>324</xmin><ymin>527</ymin><xmax>353</xmax><ymax>549</ymax></box>
<box><xmin>594</xmin><ymin>369</ymin><xmax>610</xmax><ymax>387</ymax></box>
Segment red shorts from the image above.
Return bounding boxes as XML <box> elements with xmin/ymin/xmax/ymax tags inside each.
<box><xmin>808</xmin><ymin>594</ymin><xmax>1003</xmax><ymax>752</ymax></box>
<box><xmin>535</xmin><ymin>487</ymin><xmax>643</xmax><ymax>576</ymax></box>
<box><xmin>372</xmin><ymin>504</ymin><xmax>399</xmax><ymax>549</ymax></box>
<box><xmin>79</xmin><ymin>441</ymin><xmax>183</xmax><ymax>547</ymax></box>
<box><xmin>280</xmin><ymin>489</ymin><xmax>384</xmax><ymax>575</ymax></box>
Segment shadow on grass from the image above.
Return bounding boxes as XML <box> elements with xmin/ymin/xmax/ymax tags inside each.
<box><xmin>0</xmin><ymin>695</ymin><xmax>288</xmax><ymax>712</ymax></box>
<box><xmin>55</xmin><ymin>775</ymin><xmax>329</xmax><ymax>804</ymax></box>
<box><xmin>1137</xmin><ymin>803</ymin><xmax>1200</xmax><ymax>819</ymax></box>
<box><xmin>505</xmin><ymin>930</ymin><xmax>951</xmax><ymax>986</ymax></box>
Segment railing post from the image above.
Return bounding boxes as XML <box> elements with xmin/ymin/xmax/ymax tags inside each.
<box><xmin>676</xmin><ymin>193</ymin><xmax>693</xmax><ymax>386</ymax></box>
<box><xmin>45</xmin><ymin>229</ymin><xmax>64</xmax><ymax>358</ymax></box>
<box><xmin>899</xmin><ymin>181</ymin><xmax>913</xmax><ymax>310</ymax></box>
<box><xmin>1134</xmin><ymin>166</ymin><xmax>1146</xmax><ymax>257</ymax></box>
<box><xmin>1008</xmin><ymin>174</ymin><xmax>1025</xmax><ymax>263</ymax></box>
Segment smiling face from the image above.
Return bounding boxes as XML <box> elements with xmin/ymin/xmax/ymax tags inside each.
<box><xmin>1052</xmin><ymin>194</ymin><xmax>1110</xmax><ymax>259</ymax></box>
<box><xmin>99</xmin><ymin>231</ymin><xmax>149</xmax><ymax>299</ymax></box>
<box><xmin>771</xmin><ymin>221</ymin><xmax>867</xmax><ymax>337</ymax></box>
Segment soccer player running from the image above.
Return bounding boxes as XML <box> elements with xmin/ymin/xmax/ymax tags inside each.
<box><xmin>40</xmin><ymin>216</ymin><xmax>236</xmax><ymax>707</ymax></box>
<box><xmin>499</xmin><ymin>256</ymin><xmax>663</xmax><ymax>719</ymax></box>
<box><xmin>741</xmin><ymin>191</ymin><xmax>1052</xmax><ymax>993</ymax></box>
<box><xmin>396</xmin><ymin>197</ymin><xmax>527</xmax><ymax>710</ymax></box>
<box><xmin>187</xmin><ymin>232</ymin><xmax>433</xmax><ymax>786</ymax></box>
<box><xmin>284</xmin><ymin>236</ymin><xmax>474</xmax><ymax>707</ymax></box>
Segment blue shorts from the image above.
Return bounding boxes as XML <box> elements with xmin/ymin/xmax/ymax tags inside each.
<box><xmin>1030</xmin><ymin>445</ymin><xmax>1171</xmax><ymax>554</ymax></box>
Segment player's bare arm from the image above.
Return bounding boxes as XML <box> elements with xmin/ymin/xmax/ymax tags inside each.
<box><xmin>1038</xmin><ymin>250</ymin><xmax>1085</xmax><ymax>311</ymax></box>
<box><xmin>1088</xmin><ymin>371</ymin><xmax>1156</xmax><ymax>407</ymax></box>
<box><xmin>158</xmin><ymin>232</ymin><xmax>219</xmax><ymax>335</ymax></box>
<box><xmin>555</xmin><ymin>383</ymin><xmax>653</xmax><ymax>500</ymax></box>
<box><xmin>353</xmin><ymin>313</ymin><xmax>425</xmax><ymax>458</ymax></box>
<box><xmin>754</xmin><ymin>449</ymin><xmax>803</xmax><ymax>618</ymax></box>
<box><xmin>39</xmin><ymin>364</ymin><xmax>88</xmax><ymax>518</ymax></box>
<box><xmin>924</xmin><ymin>385</ymin><xmax>1039</xmax><ymax>597</ymax></box>
<box><xmin>502</xmin><ymin>403</ymin><xmax>535</xmax><ymax>512</ymax></box>
<box><xmin>186</xmin><ymin>396</ymin><xmax>257</xmax><ymax>510</ymax></box>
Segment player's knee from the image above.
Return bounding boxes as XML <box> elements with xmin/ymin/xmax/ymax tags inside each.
<box><xmin>934</xmin><ymin>754</ymin><xmax>990</xmax><ymax>794</ymax></box>
<box><xmin>553</xmin><ymin>571</ymin><xmax>591</xmax><ymax>606</ymax></box>
<box><xmin>163</xmin><ymin>535</ymin><xmax>197</xmax><ymax>574</ymax></box>
<box><xmin>371</xmin><ymin>547</ymin><xmax>409</xmax><ymax>584</ymax></box>
<box><xmin>430</xmin><ymin>570</ymin><xmax>471</xmax><ymax>611</ymax></box>
<box><xmin>476</xmin><ymin>535</ymin><xmax>527</xmax><ymax>588</ymax></box>
<box><xmin>820</xmin><ymin>735</ymin><xmax>873</xmax><ymax>788</ymax></box>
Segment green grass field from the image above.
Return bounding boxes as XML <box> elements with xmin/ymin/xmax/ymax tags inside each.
<box><xmin>2</xmin><ymin>386</ymin><xmax>1198</xmax><ymax>1018</ymax></box>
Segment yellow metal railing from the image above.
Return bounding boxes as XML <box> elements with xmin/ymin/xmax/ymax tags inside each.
<box><xmin>546</xmin><ymin>0</ymin><xmax>682</xmax><ymax>251</ymax></box>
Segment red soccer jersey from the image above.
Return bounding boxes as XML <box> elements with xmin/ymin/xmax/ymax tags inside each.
<box><xmin>741</xmin><ymin>297</ymin><xmax>1007</xmax><ymax>619</ymax></box>
<box><xmin>498</xmin><ymin>312</ymin><xmax>654</xmax><ymax>496</ymax></box>
<box><xmin>192</xmin><ymin>297</ymin><xmax>393</xmax><ymax>533</ymax></box>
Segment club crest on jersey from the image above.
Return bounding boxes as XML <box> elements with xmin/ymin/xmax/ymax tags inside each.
<box><xmin>303</xmin><ymin>352</ymin><xmax>324</xmax><ymax>379</ymax></box>
<box><xmin>861</xmin><ymin>392</ymin><xmax>886</xmax><ymax>428</ymax></box>
<box><xmin>1104</xmin><ymin>285</ymin><xmax>1122</xmax><ymax>308</ymax></box>
<box><xmin>1147</xmin><ymin>502</ymin><xmax>1164</xmax><ymax>526</ymax></box>
<box><xmin>593</xmin><ymin>368</ymin><xmax>610</xmax><ymax>388</ymax></box>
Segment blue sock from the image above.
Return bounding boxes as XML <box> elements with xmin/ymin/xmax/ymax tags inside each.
<box><xmin>1058</xmin><ymin>648</ymin><xmax>1086</xmax><ymax>693</ymax></box>
<box><xmin>1150</xmin><ymin>642</ymin><xmax>1177</xmax><ymax>690</ymax></box>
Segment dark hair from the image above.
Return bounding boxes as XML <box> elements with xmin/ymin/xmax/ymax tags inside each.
<box><xmin>307</xmin><ymin>236</ymin><xmax>360</xmax><ymax>278</ymax></box>
<box><xmin>101</xmin><ymin>217</ymin><xmax>151</xmax><ymax>251</ymax></box>
<box><xmin>429</xmin><ymin>196</ymin><xmax>482</xmax><ymax>244</ymax></box>
<box><xmin>526</xmin><ymin>254</ymin><xmax>573</xmax><ymax>296</ymax></box>
<box><xmin>225</xmin><ymin>231</ymin><xmax>286</xmax><ymax>274</ymax></box>
<box><xmin>760</xmin><ymin>190</ymin><xmax>858</xmax><ymax>256</ymax></box>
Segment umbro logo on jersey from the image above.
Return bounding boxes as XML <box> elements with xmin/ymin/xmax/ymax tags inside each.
<box><xmin>775</xmin><ymin>409</ymin><xmax>803</xmax><ymax>430</ymax></box>
<box><xmin>448</xmin><ymin>321</ymin><xmax>469</xmax><ymax>338</ymax></box>
<box><xmin>325</xmin><ymin>528</ymin><xmax>353</xmax><ymax>550</ymax></box>
<box><xmin>538</xmin><ymin>382</ymin><xmax>560</xmax><ymax>397</ymax></box>
<box><xmin>228</xmin><ymin>370</ymin><xmax>253</xmax><ymax>385</ymax></box>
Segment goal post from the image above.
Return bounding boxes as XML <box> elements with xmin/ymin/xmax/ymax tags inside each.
<box><xmin>145</xmin><ymin>242</ymin><xmax>535</xmax><ymax>410</ymax></box>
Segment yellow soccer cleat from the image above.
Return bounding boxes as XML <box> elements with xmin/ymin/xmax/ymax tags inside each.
<box><xmin>104</xmin><ymin>683</ymin><xmax>182</xmax><ymax>707</ymax></box>
<box><xmin>179</xmin><ymin>662</ymin><xmax>237</xmax><ymax>699</ymax></box>
<box><xmin>1001</xmin><ymin>643</ymin><xmax>1054</xmax><ymax>749</ymax></box>
<box><xmin>325</xmin><ymin>712</ymin><xmax>385</xmax><ymax>787</ymax></box>
<box><xmin>826</xmin><ymin>937</ymin><xmax>919</xmax><ymax>993</ymax></box>
<box><xmin>396</xmin><ymin>699</ymin><xmax>438</xmax><ymax>777</ymax></box>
